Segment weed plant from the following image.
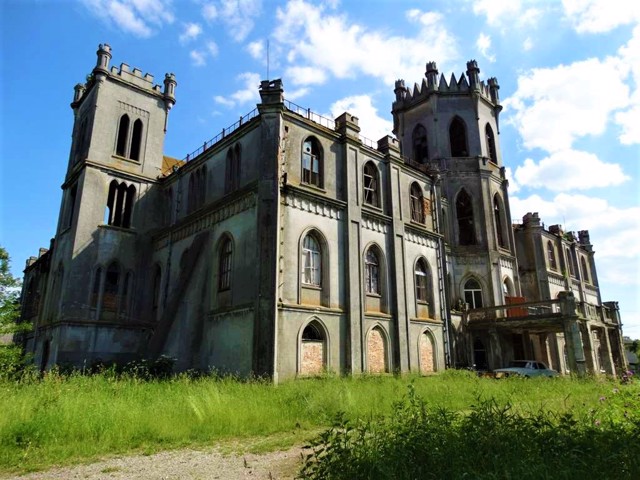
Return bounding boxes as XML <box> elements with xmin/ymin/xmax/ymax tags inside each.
<box><xmin>1</xmin><ymin>368</ymin><xmax>637</xmax><ymax>475</ymax></box>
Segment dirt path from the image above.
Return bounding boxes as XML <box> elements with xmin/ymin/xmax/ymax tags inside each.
<box><xmin>8</xmin><ymin>446</ymin><xmax>305</xmax><ymax>480</ymax></box>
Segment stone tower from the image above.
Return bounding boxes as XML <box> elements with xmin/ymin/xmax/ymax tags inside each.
<box><xmin>40</xmin><ymin>44</ymin><xmax>177</xmax><ymax>365</ymax></box>
<box><xmin>391</xmin><ymin>60</ymin><xmax>520</xmax><ymax>365</ymax></box>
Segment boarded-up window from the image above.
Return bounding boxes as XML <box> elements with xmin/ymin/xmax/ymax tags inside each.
<box><xmin>419</xmin><ymin>332</ymin><xmax>435</xmax><ymax>374</ymax></box>
<box><xmin>367</xmin><ymin>327</ymin><xmax>388</xmax><ymax>373</ymax></box>
<box><xmin>300</xmin><ymin>322</ymin><xmax>325</xmax><ymax>375</ymax></box>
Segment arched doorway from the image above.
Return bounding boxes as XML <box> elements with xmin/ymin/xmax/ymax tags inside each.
<box><xmin>419</xmin><ymin>331</ymin><xmax>436</xmax><ymax>374</ymax></box>
<box><xmin>367</xmin><ymin>326</ymin><xmax>388</xmax><ymax>373</ymax></box>
<box><xmin>300</xmin><ymin>321</ymin><xmax>326</xmax><ymax>375</ymax></box>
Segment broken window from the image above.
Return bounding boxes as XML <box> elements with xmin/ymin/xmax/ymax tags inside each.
<box><xmin>302</xmin><ymin>137</ymin><xmax>322</xmax><ymax>187</ymax></box>
<box><xmin>410</xmin><ymin>182</ymin><xmax>425</xmax><ymax>223</ymax></box>
<box><xmin>365</xmin><ymin>247</ymin><xmax>380</xmax><ymax>294</ymax></box>
<box><xmin>485</xmin><ymin>123</ymin><xmax>497</xmax><ymax>162</ymax></box>
<box><xmin>456</xmin><ymin>189</ymin><xmax>476</xmax><ymax>245</ymax></box>
<box><xmin>412</xmin><ymin>124</ymin><xmax>429</xmax><ymax>163</ymax></box>
<box><xmin>415</xmin><ymin>258</ymin><xmax>430</xmax><ymax>303</ymax></box>
<box><xmin>302</xmin><ymin>233</ymin><xmax>321</xmax><ymax>286</ymax></box>
<box><xmin>449</xmin><ymin>116</ymin><xmax>468</xmax><ymax>157</ymax></box>
<box><xmin>493</xmin><ymin>194</ymin><xmax>506</xmax><ymax>248</ymax></box>
<box><xmin>363</xmin><ymin>162</ymin><xmax>379</xmax><ymax>207</ymax></box>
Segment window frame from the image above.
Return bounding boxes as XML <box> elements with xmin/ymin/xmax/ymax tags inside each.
<box><xmin>302</xmin><ymin>137</ymin><xmax>322</xmax><ymax>188</ymax></box>
<box><xmin>463</xmin><ymin>278</ymin><xmax>483</xmax><ymax>309</ymax></box>
<box><xmin>410</xmin><ymin>182</ymin><xmax>425</xmax><ymax>224</ymax></box>
<box><xmin>415</xmin><ymin>258</ymin><xmax>429</xmax><ymax>303</ymax></box>
<box><xmin>363</xmin><ymin>162</ymin><xmax>380</xmax><ymax>207</ymax></box>
<box><xmin>302</xmin><ymin>234</ymin><xmax>322</xmax><ymax>287</ymax></box>
<box><xmin>218</xmin><ymin>236</ymin><xmax>233</xmax><ymax>292</ymax></box>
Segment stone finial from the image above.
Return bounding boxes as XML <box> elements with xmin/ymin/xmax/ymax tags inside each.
<box><xmin>394</xmin><ymin>79</ymin><xmax>406</xmax><ymax>102</ymax></box>
<box><xmin>578</xmin><ymin>230</ymin><xmax>591</xmax><ymax>246</ymax></box>
<box><xmin>95</xmin><ymin>43</ymin><xmax>112</xmax><ymax>73</ymax></box>
<box><xmin>425</xmin><ymin>61</ymin><xmax>439</xmax><ymax>89</ymax></box>
<box><xmin>163</xmin><ymin>73</ymin><xmax>177</xmax><ymax>109</ymax></box>
<box><xmin>466</xmin><ymin>59</ymin><xmax>480</xmax><ymax>88</ymax></box>
<box><xmin>259</xmin><ymin>78</ymin><xmax>284</xmax><ymax>105</ymax></box>
<box><xmin>73</xmin><ymin>83</ymin><xmax>86</xmax><ymax>104</ymax></box>
<box><xmin>488</xmin><ymin>77</ymin><xmax>500</xmax><ymax>104</ymax></box>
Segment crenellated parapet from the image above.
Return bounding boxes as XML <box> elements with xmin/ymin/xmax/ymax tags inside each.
<box><xmin>392</xmin><ymin>59</ymin><xmax>501</xmax><ymax>110</ymax></box>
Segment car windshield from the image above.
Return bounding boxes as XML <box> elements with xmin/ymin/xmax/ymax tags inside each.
<box><xmin>508</xmin><ymin>361</ymin><xmax>530</xmax><ymax>368</ymax></box>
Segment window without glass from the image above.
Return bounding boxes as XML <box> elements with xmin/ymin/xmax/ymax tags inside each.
<box><xmin>493</xmin><ymin>194</ymin><xmax>506</xmax><ymax>248</ymax></box>
<box><xmin>365</xmin><ymin>248</ymin><xmax>380</xmax><ymax>294</ymax></box>
<box><xmin>302</xmin><ymin>137</ymin><xmax>321</xmax><ymax>187</ymax></box>
<box><xmin>415</xmin><ymin>258</ymin><xmax>429</xmax><ymax>302</ymax></box>
<box><xmin>412</xmin><ymin>124</ymin><xmax>429</xmax><ymax>163</ymax></box>
<box><xmin>102</xmin><ymin>262</ymin><xmax>120</xmax><ymax>313</ymax></box>
<box><xmin>566</xmin><ymin>249</ymin><xmax>576</xmax><ymax>277</ymax></box>
<box><xmin>225</xmin><ymin>145</ymin><xmax>241</xmax><ymax>193</ymax></box>
<box><xmin>449</xmin><ymin>116</ymin><xmax>468</xmax><ymax>157</ymax></box>
<box><xmin>116</xmin><ymin>114</ymin><xmax>129</xmax><ymax>157</ymax></box>
<box><xmin>363</xmin><ymin>162</ymin><xmax>379</xmax><ymax>207</ymax></box>
<box><xmin>485</xmin><ymin>124</ymin><xmax>497</xmax><ymax>162</ymax></box>
<box><xmin>581</xmin><ymin>257</ymin><xmax>590</xmax><ymax>283</ymax></box>
<box><xmin>91</xmin><ymin>267</ymin><xmax>102</xmax><ymax>309</ymax></box>
<box><xmin>464</xmin><ymin>278</ymin><xmax>483</xmax><ymax>309</ymax></box>
<box><xmin>130</xmin><ymin>119</ymin><xmax>143</xmax><ymax>161</ymax></box>
<box><xmin>456</xmin><ymin>189</ymin><xmax>476</xmax><ymax>245</ymax></box>
<box><xmin>410</xmin><ymin>183</ymin><xmax>425</xmax><ymax>223</ymax></box>
<box><xmin>302</xmin><ymin>234</ymin><xmax>321</xmax><ymax>286</ymax></box>
<box><xmin>218</xmin><ymin>237</ymin><xmax>233</xmax><ymax>291</ymax></box>
<box><xmin>547</xmin><ymin>241</ymin><xmax>557</xmax><ymax>270</ymax></box>
<box><xmin>105</xmin><ymin>180</ymin><xmax>135</xmax><ymax>228</ymax></box>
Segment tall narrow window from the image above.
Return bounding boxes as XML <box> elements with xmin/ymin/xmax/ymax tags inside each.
<box><xmin>363</xmin><ymin>162</ymin><xmax>379</xmax><ymax>207</ymax></box>
<box><xmin>122</xmin><ymin>185</ymin><xmax>135</xmax><ymax>228</ymax></box>
<box><xmin>493</xmin><ymin>194</ymin><xmax>506</xmax><ymax>248</ymax></box>
<box><xmin>449</xmin><ymin>116</ymin><xmax>468</xmax><ymax>157</ymax></box>
<box><xmin>152</xmin><ymin>264</ymin><xmax>161</xmax><ymax>318</ymax></box>
<box><xmin>412</xmin><ymin>124</ymin><xmax>428</xmax><ymax>163</ymax></box>
<box><xmin>225</xmin><ymin>146</ymin><xmax>240</xmax><ymax>193</ymax></box>
<box><xmin>302</xmin><ymin>137</ymin><xmax>321</xmax><ymax>187</ymax></box>
<box><xmin>302</xmin><ymin>234</ymin><xmax>321</xmax><ymax>286</ymax></box>
<box><xmin>485</xmin><ymin>124</ymin><xmax>497</xmax><ymax>162</ymax></box>
<box><xmin>91</xmin><ymin>267</ymin><xmax>102</xmax><ymax>309</ymax></box>
<box><xmin>464</xmin><ymin>279</ymin><xmax>483</xmax><ymax>309</ymax></box>
<box><xmin>75</xmin><ymin>118</ymin><xmax>88</xmax><ymax>164</ymax></box>
<box><xmin>64</xmin><ymin>184</ymin><xmax>77</xmax><ymax>229</ymax></box>
<box><xmin>581</xmin><ymin>257</ymin><xmax>590</xmax><ymax>283</ymax></box>
<box><xmin>456</xmin><ymin>189</ymin><xmax>476</xmax><ymax>245</ymax></box>
<box><xmin>233</xmin><ymin>144</ymin><xmax>241</xmax><ymax>190</ymax></box>
<box><xmin>102</xmin><ymin>262</ymin><xmax>120</xmax><ymax>313</ymax></box>
<box><xmin>130</xmin><ymin>119</ymin><xmax>143</xmax><ymax>161</ymax></box>
<box><xmin>218</xmin><ymin>237</ymin><xmax>233</xmax><ymax>291</ymax></box>
<box><xmin>415</xmin><ymin>259</ymin><xmax>429</xmax><ymax>302</ymax></box>
<box><xmin>547</xmin><ymin>241</ymin><xmax>557</xmax><ymax>270</ymax></box>
<box><xmin>116</xmin><ymin>114</ymin><xmax>129</xmax><ymax>157</ymax></box>
<box><xmin>365</xmin><ymin>247</ymin><xmax>380</xmax><ymax>294</ymax></box>
<box><xmin>410</xmin><ymin>183</ymin><xmax>425</xmax><ymax>223</ymax></box>
<box><xmin>566</xmin><ymin>249</ymin><xmax>576</xmax><ymax>277</ymax></box>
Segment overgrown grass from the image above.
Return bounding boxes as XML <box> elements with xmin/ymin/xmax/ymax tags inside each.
<box><xmin>0</xmin><ymin>370</ymin><xmax>637</xmax><ymax>475</ymax></box>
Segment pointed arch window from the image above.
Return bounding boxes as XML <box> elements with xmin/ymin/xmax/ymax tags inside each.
<box><xmin>580</xmin><ymin>257</ymin><xmax>590</xmax><ymax>283</ymax></box>
<box><xmin>116</xmin><ymin>114</ymin><xmax>130</xmax><ymax>157</ymax></box>
<box><xmin>456</xmin><ymin>189</ymin><xmax>476</xmax><ymax>245</ymax></box>
<box><xmin>363</xmin><ymin>162</ymin><xmax>379</xmax><ymax>207</ymax></box>
<box><xmin>300</xmin><ymin>321</ymin><xmax>326</xmax><ymax>375</ymax></box>
<box><xmin>449</xmin><ymin>116</ymin><xmax>468</xmax><ymax>157</ymax></box>
<box><xmin>415</xmin><ymin>258</ymin><xmax>430</xmax><ymax>303</ymax></box>
<box><xmin>302</xmin><ymin>234</ymin><xmax>321</xmax><ymax>286</ymax></box>
<box><xmin>102</xmin><ymin>262</ymin><xmax>120</xmax><ymax>313</ymax></box>
<box><xmin>485</xmin><ymin>124</ymin><xmax>497</xmax><ymax>162</ymax></box>
<box><xmin>225</xmin><ymin>144</ymin><xmax>241</xmax><ymax>193</ymax></box>
<box><xmin>218</xmin><ymin>236</ymin><xmax>233</xmax><ymax>291</ymax></box>
<box><xmin>105</xmin><ymin>180</ymin><xmax>135</xmax><ymax>228</ymax></box>
<box><xmin>365</xmin><ymin>247</ymin><xmax>380</xmax><ymax>294</ymax></box>
<box><xmin>130</xmin><ymin>119</ymin><xmax>143</xmax><ymax>161</ymax></box>
<box><xmin>410</xmin><ymin>183</ymin><xmax>425</xmax><ymax>223</ymax></box>
<box><xmin>547</xmin><ymin>241</ymin><xmax>557</xmax><ymax>270</ymax></box>
<box><xmin>302</xmin><ymin>137</ymin><xmax>322</xmax><ymax>187</ymax></box>
<box><xmin>464</xmin><ymin>278</ymin><xmax>483</xmax><ymax>309</ymax></box>
<box><xmin>412</xmin><ymin>124</ymin><xmax>429</xmax><ymax>163</ymax></box>
<box><xmin>566</xmin><ymin>248</ymin><xmax>576</xmax><ymax>277</ymax></box>
<box><xmin>493</xmin><ymin>194</ymin><xmax>506</xmax><ymax>248</ymax></box>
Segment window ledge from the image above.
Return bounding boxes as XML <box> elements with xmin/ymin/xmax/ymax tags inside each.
<box><xmin>300</xmin><ymin>182</ymin><xmax>326</xmax><ymax>194</ymax></box>
<box><xmin>366</xmin><ymin>292</ymin><xmax>382</xmax><ymax>299</ymax></box>
<box><xmin>301</xmin><ymin>284</ymin><xmax>322</xmax><ymax>291</ymax></box>
<box><xmin>409</xmin><ymin>219</ymin><xmax>428</xmax><ymax>228</ymax></box>
<box><xmin>363</xmin><ymin>203</ymin><xmax>383</xmax><ymax>213</ymax></box>
<box><xmin>112</xmin><ymin>154</ymin><xmax>141</xmax><ymax>165</ymax></box>
<box><xmin>99</xmin><ymin>224</ymin><xmax>137</xmax><ymax>235</ymax></box>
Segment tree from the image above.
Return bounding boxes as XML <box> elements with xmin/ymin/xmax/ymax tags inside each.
<box><xmin>0</xmin><ymin>246</ymin><xmax>30</xmax><ymax>377</ymax></box>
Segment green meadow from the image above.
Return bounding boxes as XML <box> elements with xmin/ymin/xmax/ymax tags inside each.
<box><xmin>1</xmin><ymin>370</ymin><xmax>638</xmax><ymax>477</ymax></box>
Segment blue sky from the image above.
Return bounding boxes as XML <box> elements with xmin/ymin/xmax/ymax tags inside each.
<box><xmin>1</xmin><ymin>0</ymin><xmax>639</xmax><ymax>337</ymax></box>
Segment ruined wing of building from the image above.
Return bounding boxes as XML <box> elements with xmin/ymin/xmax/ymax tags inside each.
<box><xmin>16</xmin><ymin>45</ymin><xmax>627</xmax><ymax>380</ymax></box>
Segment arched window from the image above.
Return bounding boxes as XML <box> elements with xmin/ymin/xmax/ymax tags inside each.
<box><xmin>580</xmin><ymin>257</ymin><xmax>590</xmax><ymax>283</ymax></box>
<box><xmin>363</xmin><ymin>162</ymin><xmax>379</xmax><ymax>207</ymax></box>
<box><xmin>502</xmin><ymin>278</ymin><xmax>511</xmax><ymax>297</ymax></box>
<box><xmin>415</xmin><ymin>258</ymin><xmax>429</xmax><ymax>303</ymax></box>
<box><xmin>152</xmin><ymin>264</ymin><xmax>162</xmax><ymax>319</ymax></box>
<box><xmin>302</xmin><ymin>234</ymin><xmax>321</xmax><ymax>286</ymax></box>
<box><xmin>419</xmin><ymin>331</ymin><xmax>436</xmax><ymax>373</ymax></box>
<box><xmin>365</xmin><ymin>247</ymin><xmax>380</xmax><ymax>294</ymax></box>
<box><xmin>116</xmin><ymin>114</ymin><xmax>129</xmax><ymax>157</ymax></box>
<box><xmin>105</xmin><ymin>180</ymin><xmax>135</xmax><ymax>228</ymax></box>
<box><xmin>130</xmin><ymin>119</ymin><xmax>143</xmax><ymax>161</ymax></box>
<box><xmin>367</xmin><ymin>326</ymin><xmax>388</xmax><ymax>373</ymax></box>
<box><xmin>449</xmin><ymin>116</ymin><xmax>468</xmax><ymax>157</ymax></box>
<box><xmin>485</xmin><ymin>124</ymin><xmax>497</xmax><ymax>162</ymax></box>
<box><xmin>464</xmin><ymin>278</ymin><xmax>483</xmax><ymax>309</ymax></box>
<box><xmin>456</xmin><ymin>189</ymin><xmax>476</xmax><ymax>245</ymax></box>
<box><xmin>302</xmin><ymin>137</ymin><xmax>322</xmax><ymax>187</ymax></box>
<box><xmin>441</xmin><ymin>208</ymin><xmax>449</xmax><ymax>241</ymax></box>
<box><xmin>410</xmin><ymin>183</ymin><xmax>425</xmax><ymax>223</ymax></box>
<box><xmin>300</xmin><ymin>321</ymin><xmax>326</xmax><ymax>375</ymax></box>
<box><xmin>102</xmin><ymin>262</ymin><xmax>120</xmax><ymax>313</ymax></box>
<box><xmin>218</xmin><ymin>236</ymin><xmax>233</xmax><ymax>291</ymax></box>
<box><xmin>547</xmin><ymin>241</ymin><xmax>557</xmax><ymax>270</ymax></box>
<box><xmin>493</xmin><ymin>194</ymin><xmax>506</xmax><ymax>248</ymax></box>
<box><xmin>565</xmin><ymin>249</ymin><xmax>575</xmax><ymax>277</ymax></box>
<box><xmin>225</xmin><ymin>145</ymin><xmax>241</xmax><ymax>193</ymax></box>
<box><xmin>412</xmin><ymin>124</ymin><xmax>428</xmax><ymax>163</ymax></box>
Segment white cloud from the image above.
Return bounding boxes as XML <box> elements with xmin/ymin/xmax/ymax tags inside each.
<box><xmin>179</xmin><ymin>23</ymin><xmax>202</xmax><ymax>44</ymax></box>
<box><xmin>246</xmin><ymin>40</ymin><xmax>264</xmax><ymax>60</ymax></box>
<box><xmin>505</xmin><ymin>167</ymin><xmax>519</xmax><ymax>193</ymax></box>
<box><xmin>202</xmin><ymin>2</ymin><xmax>218</xmax><ymax>22</ymax></box>
<box><xmin>329</xmin><ymin>95</ymin><xmax>393</xmax><ymax>141</ymax></box>
<box><xmin>81</xmin><ymin>0</ymin><xmax>174</xmax><ymax>37</ymax></box>
<box><xmin>217</xmin><ymin>0</ymin><xmax>263</xmax><ymax>42</ymax></box>
<box><xmin>476</xmin><ymin>33</ymin><xmax>495</xmax><ymax>63</ymax></box>
<box><xmin>286</xmin><ymin>87</ymin><xmax>310</xmax><ymax>101</ymax></box>
<box><xmin>214</xmin><ymin>72</ymin><xmax>261</xmax><ymax>107</ymax></box>
<box><xmin>613</xmin><ymin>25</ymin><xmax>640</xmax><ymax>144</ymax></box>
<box><xmin>272</xmin><ymin>1</ymin><xmax>458</xmax><ymax>87</ymax></box>
<box><xmin>190</xmin><ymin>50</ymin><xmax>207</xmax><ymax>67</ymax></box>
<box><xmin>504</xmin><ymin>57</ymin><xmax>630</xmax><ymax>152</ymax></box>
<box><xmin>514</xmin><ymin>150</ymin><xmax>629</xmax><ymax>192</ymax></box>
<box><xmin>562</xmin><ymin>0</ymin><xmax>640</xmax><ymax>34</ymax></box>
<box><xmin>523</xmin><ymin>37</ymin><xmax>533</xmax><ymax>51</ymax></box>
<box><xmin>285</xmin><ymin>66</ymin><xmax>327</xmax><ymax>86</ymax></box>
<box><xmin>472</xmin><ymin>0</ymin><xmax>542</xmax><ymax>29</ymax></box>
<box><xmin>207</xmin><ymin>41</ymin><xmax>219</xmax><ymax>57</ymax></box>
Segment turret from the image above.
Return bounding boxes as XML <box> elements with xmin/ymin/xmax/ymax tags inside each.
<box><xmin>94</xmin><ymin>43</ymin><xmax>112</xmax><ymax>75</ymax></box>
<box><xmin>488</xmin><ymin>77</ymin><xmax>500</xmax><ymax>104</ymax></box>
<box><xmin>466</xmin><ymin>60</ymin><xmax>480</xmax><ymax>89</ymax></box>
<box><xmin>163</xmin><ymin>73</ymin><xmax>177</xmax><ymax>110</ymax></box>
<box><xmin>72</xmin><ymin>83</ymin><xmax>86</xmax><ymax>107</ymax></box>
<box><xmin>425</xmin><ymin>62</ymin><xmax>439</xmax><ymax>90</ymax></box>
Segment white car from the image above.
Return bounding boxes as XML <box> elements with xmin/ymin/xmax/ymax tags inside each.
<box><xmin>494</xmin><ymin>360</ymin><xmax>559</xmax><ymax>378</ymax></box>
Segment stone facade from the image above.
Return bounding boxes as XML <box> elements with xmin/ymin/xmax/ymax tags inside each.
<box><xmin>18</xmin><ymin>45</ymin><xmax>627</xmax><ymax>380</ymax></box>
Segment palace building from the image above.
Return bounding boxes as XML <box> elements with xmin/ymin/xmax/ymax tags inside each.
<box><xmin>18</xmin><ymin>44</ymin><xmax>627</xmax><ymax>380</ymax></box>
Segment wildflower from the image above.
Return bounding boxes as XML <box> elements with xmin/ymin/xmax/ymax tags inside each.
<box><xmin>612</xmin><ymin>388</ymin><xmax>619</xmax><ymax>394</ymax></box>
<box><xmin>599</xmin><ymin>396</ymin><xmax>606</xmax><ymax>402</ymax></box>
<box><xmin>595</xmin><ymin>419</ymin><xmax>601</xmax><ymax>426</ymax></box>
